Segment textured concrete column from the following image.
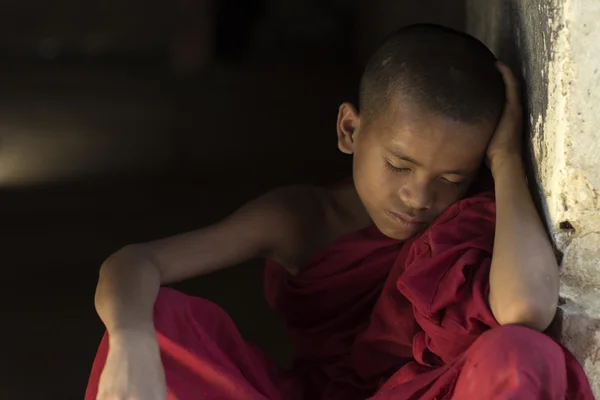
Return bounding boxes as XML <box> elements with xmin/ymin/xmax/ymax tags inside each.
<box><xmin>467</xmin><ymin>0</ymin><xmax>600</xmax><ymax>395</ymax></box>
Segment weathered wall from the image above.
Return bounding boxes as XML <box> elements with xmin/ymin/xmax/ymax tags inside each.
<box><xmin>467</xmin><ymin>0</ymin><xmax>600</xmax><ymax>395</ymax></box>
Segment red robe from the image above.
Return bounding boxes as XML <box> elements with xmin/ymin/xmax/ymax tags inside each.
<box><xmin>86</xmin><ymin>175</ymin><xmax>593</xmax><ymax>399</ymax></box>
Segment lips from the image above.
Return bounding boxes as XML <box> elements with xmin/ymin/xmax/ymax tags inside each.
<box><xmin>385</xmin><ymin>210</ymin><xmax>427</xmax><ymax>225</ymax></box>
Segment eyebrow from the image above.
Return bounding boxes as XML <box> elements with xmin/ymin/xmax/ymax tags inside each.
<box><xmin>388</xmin><ymin>149</ymin><xmax>472</xmax><ymax>176</ymax></box>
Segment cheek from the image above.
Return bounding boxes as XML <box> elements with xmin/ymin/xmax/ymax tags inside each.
<box><xmin>431</xmin><ymin>183</ymin><xmax>470</xmax><ymax>214</ymax></box>
<box><xmin>353</xmin><ymin>150</ymin><xmax>392</xmax><ymax>205</ymax></box>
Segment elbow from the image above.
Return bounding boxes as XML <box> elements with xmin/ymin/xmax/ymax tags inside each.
<box><xmin>493</xmin><ymin>298</ymin><xmax>558</xmax><ymax>332</ymax></box>
<box><xmin>99</xmin><ymin>244</ymin><xmax>159</xmax><ymax>279</ymax></box>
<box><xmin>100</xmin><ymin>244</ymin><xmax>138</xmax><ymax>272</ymax></box>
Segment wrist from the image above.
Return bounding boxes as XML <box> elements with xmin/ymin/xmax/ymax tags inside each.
<box><xmin>489</xmin><ymin>154</ymin><xmax>525</xmax><ymax>178</ymax></box>
<box><xmin>108</xmin><ymin>325</ymin><xmax>157</xmax><ymax>348</ymax></box>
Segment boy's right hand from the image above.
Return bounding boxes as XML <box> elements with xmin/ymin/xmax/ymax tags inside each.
<box><xmin>97</xmin><ymin>330</ymin><xmax>166</xmax><ymax>400</ymax></box>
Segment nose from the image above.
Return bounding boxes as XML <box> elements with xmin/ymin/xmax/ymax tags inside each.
<box><xmin>399</xmin><ymin>178</ymin><xmax>434</xmax><ymax>211</ymax></box>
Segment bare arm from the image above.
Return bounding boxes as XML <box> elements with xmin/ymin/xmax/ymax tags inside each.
<box><xmin>95</xmin><ymin>185</ymin><xmax>332</xmax><ymax>334</ymax></box>
<box><xmin>487</xmin><ymin>64</ymin><xmax>559</xmax><ymax>331</ymax></box>
<box><xmin>489</xmin><ymin>157</ymin><xmax>559</xmax><ymax>330</ymax></box>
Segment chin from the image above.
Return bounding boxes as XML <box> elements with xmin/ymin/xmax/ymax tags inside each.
<box><xmin>376</xmin><ymin>222</ymin><xmax>418</xmax><ymax>241</ymax></box>
<box><xmin>371</xmin><ymin>212</ymin><xmax>428</xmax><ymax>241</ymax></box>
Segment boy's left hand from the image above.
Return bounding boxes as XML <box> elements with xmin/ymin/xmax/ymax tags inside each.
<box><xmin>486</xmin><ymin>62</ymin><xmax>524</xmax><ymax>171</ymax></box>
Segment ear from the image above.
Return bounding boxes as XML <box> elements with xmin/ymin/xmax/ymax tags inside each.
<box><xmin>336</xmin><ymin>102</ymin><xmax>360</xmax><ymax>155</ymax></box>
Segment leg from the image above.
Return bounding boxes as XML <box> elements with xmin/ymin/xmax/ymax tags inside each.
<box><xmin>85</xmin><ymin>288</ymin><xmax>297</xmax><ymax>400</ymax></box>
<box><xmin>453</xmin><ymin>325</ymin><xmax>567</xmax><ymax>399</ymax></box>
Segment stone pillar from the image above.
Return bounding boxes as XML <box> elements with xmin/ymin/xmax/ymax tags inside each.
<box><xmin>467</xmin><ymin>0</ymin><xmax>600</xmax><ymax>395</ymax></box>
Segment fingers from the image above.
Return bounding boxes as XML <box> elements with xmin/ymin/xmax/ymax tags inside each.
<box><xmin>496</xmin><ymin>61</ymin><xmax>522</xmax><ymax>115</ymax></box>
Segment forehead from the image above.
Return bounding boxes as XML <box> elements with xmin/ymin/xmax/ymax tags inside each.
<box><xmin>367</xmin><ymin>98</ymin><xmax>494</xmax><ymax>170</ymax></box>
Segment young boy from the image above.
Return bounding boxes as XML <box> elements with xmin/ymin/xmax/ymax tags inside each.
<box><xmin>86</xmin><ymin>25</ymin><xmax>593</xmax><ymax>400</ymax></box>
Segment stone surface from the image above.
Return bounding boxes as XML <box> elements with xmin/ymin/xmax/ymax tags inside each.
<box><xmin>467</xmin><ymin>0</ymin><xmax>600</xmax><ymax>395</ymax></box>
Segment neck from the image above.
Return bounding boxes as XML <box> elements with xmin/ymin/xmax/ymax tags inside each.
<box><xmin>329</xmin><ymin>182</ymin><xmax>373</xmax><ymax>235</ymax></box>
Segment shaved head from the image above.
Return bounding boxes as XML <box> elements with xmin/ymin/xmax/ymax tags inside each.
<box><xmin>359</xmin><ymin>24</ymin><xmax>505</xmax><ymax>125</ymax></box>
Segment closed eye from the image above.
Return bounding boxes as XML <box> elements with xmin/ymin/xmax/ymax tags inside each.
<box><xmin>440</xmin><ymin>177</ymin><xmax>464</xmax><ymax>187</ymax></box>
<box><xmin>384</xmin><ymin>160</ymin><xmax>410</xmax><ymax>173</ymax></box>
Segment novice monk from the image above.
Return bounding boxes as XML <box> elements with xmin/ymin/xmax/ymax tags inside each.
<box><xmin>87</xmin><ymin>25</ymin><xmax>593</xmax><ymax>400</ymax></box>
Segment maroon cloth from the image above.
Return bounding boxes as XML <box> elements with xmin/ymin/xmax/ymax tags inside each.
<box><xmin>86</xmin><ymin>173</ymin><xmax>594</xmax><ymax>399</ymax></box>
<box><xmin>85</xmin><ymin>288</ymin><xmax>299</xmax><ymax>400</ymax></box>
<box><xmin>265</xmin><ymin>176</ymin><xmax>593</xmax><ymax>399</ymax></box>
<box><xmin>372</xmin><ymin>324</ymin><xmax>593</xmax><ymax>400</ymax></box>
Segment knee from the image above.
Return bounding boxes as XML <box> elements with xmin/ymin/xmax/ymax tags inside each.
<box><xmin>455</xmin><ymin>326</ymin><xmax>568</xmax><ymax>398</ymax></box>
<box><xmin>478</xmin><ymin>324</ymin><xmax>556</xmax><ymax>346</ymax></box>
<box><xmin>154</xmin><ymin>287</ymin><xmax>227</xmax><ymax>330</ymax></box>
<box><xmin>470</xmin><ymin>325</ymin><xmax>563</xmax><ymax>364</ymax></box>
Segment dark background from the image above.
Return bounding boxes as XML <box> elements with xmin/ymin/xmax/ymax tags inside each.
<box><xmin>0</xmin><ymin>1</ymin><xmax>464</xmax><ymax>398</ymax></box>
